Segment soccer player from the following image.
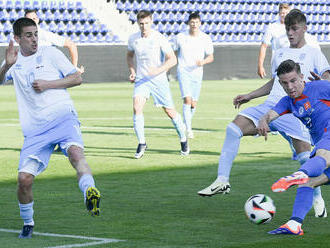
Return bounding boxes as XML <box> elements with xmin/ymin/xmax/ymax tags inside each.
<box><xmin>126</xmin><ymin>10</ymin><xmax>189</xmax><ymax>159</ymax></box>
<box><xmin>198</xmin><ymin>9</ymin><xmax>330</xmax><ymax>217</ymax></box>
<box><xmin>173</xmin><ymin>12</ymin><xmax>214</xmax><ymax>139</ymax></box>
<box><xmin>257</xmin><ymin>3</ymin><xmax>318</xmax><ymax>78</ymax></box>
<box><xmin>257</xmin><ymin>59</ymin><xmax>330</xmax><ymax>235</ymax></box>
<box><xmin>24</xmin><ymin>9</ymin><xmax>84</xmax><ymax>73</ymax></box>
<box><xmin>0</xmin><ymin>18</ymin><xmax>100</xmax><ymax>239</ymax></box>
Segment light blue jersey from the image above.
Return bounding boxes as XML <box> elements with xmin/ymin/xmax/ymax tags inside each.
<box><xmin>4</xmin><ymin>46</ymin><xmax>77</xmax><ymax>136</ymax></box>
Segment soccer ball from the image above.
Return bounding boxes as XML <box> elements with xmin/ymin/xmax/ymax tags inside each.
<box><xmin>244</xmin><ymin>194</ymin><xmax>276</xmax><ymax>224</ymax></box>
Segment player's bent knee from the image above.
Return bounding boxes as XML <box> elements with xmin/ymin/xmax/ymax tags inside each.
<box><xmin>18</xmin><ymin>172</ymin><xmax>34</xmax><ymax>188</ymax></box>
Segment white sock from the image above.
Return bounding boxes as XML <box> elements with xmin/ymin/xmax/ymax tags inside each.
<box><xmin>217</xmin><ymin>122</ymin><xmax>243</xmax><ymax>180</ymax></box>
<box><xmin>171</xmin><ymin>113</ymin><xmax>187</xmax><ymax>142</ymax></box>
<box><xmin>183</xmin><ymin>104</ymin><xmax>192</xmax><ymax>131</ymax></box>
<box><xmin>78</xmin><ymin>174</ymin><xmax>95</xmax><ymax>201</ymax></box>
<box><xmin>133</xmin><ymin>114</ymin><xmax>145</xmax><ymax>144</ymax></box>
<box><xmin>191</xmin><ymin>107</ymin><xmax>196</xmax><ymax>118</ymax></box>
<box><xmin>19</xmin><ymin>201</ymin><xmax>34</xmax><ymax>226</ymax></box>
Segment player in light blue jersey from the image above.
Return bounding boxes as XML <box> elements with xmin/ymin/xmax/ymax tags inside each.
<box><xmin>25</xmin><ymin>9</ymin><xmax>84</xmax><ymax>73</ymax></box>
<box><xmin>0</xmin><ymin>18</ymin><xmax>100</xmax><ymax>239</ymax></box>
<box><xmin>173</xmin><ymin>12</ymin><xmax>214</xmax><ymax>139</ymax></box>
<box><xmin>198</xmin><ymin>9</ymin><xmax>330</xmax><ymax>217</ymax></box>
<box><xmin>258</xmin><ymin>59</ymin><xmax>330</xmax><ymax>235</ymax></box>
<box><xmin>127</xmin><ymin>10</ymin><xmax>189</xmax><ymax>159</ymax></box>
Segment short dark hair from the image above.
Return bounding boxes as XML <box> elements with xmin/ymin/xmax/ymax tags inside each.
<box><xmin>13</xmin><ymin>17</ymin><xmax>37</xmax><ymax>36</ymax></box>
<box><xmin>285</xmin><ymin>9</ymin><xmax>306</xmax><ymax>27</ymax></box>
<box><xmin>188</xmin><ymin>12</ymin><xmax>201</xmax><ymax>22</ymax></box>
<box><xmin>276</xmin><ymin>59</ymin><xmax>301</xmax><ymax>77</ymax></box>
<box><xmin>137</xmin><ymin>10</ymin><xmax>152</xmax><ymax>21</ymax></box>
<box><xmin>24</xmin><ymin>9</ymin><xmax>37</xmax><ymax>17</ymax></box>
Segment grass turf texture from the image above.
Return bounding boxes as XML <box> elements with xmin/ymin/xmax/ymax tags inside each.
<box><xmin>0</xmin><ymin>79</ymin><xmax>329</xmax><ymax>247</ymax></box>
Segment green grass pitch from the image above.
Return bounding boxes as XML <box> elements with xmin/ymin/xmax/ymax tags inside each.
<box><xmin>0</xmin><ymin>79</ymin><xmax>329</xmax><ymax>247</ymax></box>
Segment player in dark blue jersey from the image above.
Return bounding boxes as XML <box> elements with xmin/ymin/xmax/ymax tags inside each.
<box><xmin>257</xmin><ymin>59</ymin><xmax>330</xmax><ymax>235</ymax></box>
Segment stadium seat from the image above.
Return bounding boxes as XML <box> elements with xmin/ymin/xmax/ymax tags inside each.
<box><xmin>83</xmin><ymin>23</ymin><xmax>92</xmax><ymax>35</ymax></box>
<box><xmin>74</xmin><ymin>23</ymin><xmax>82</xmax><ymax>35</ymax></box>
<box><xmin>9</xmin><ymin>11</ymin><xmax>18</xmax><ymax>23</ymax></box>
<box><xmin>67</xmin><ymin>1</ymin><xmax>75</xmax><ymax>13</ymax></box>
<box><xmin>53</xmin><ymin>11</ymin><xmax>62</xmax><ymax>23</ymax></box>
<box><xmin>75</xmin><ymin>1</ymin><xmax>83</xmax><ymax>13</ymax></box>
<box><xmin>3</xmin><ymin>21</ymin><xmax>11</xmax><ymax>34</ymax></box>
<box><xmin>5</xmin><ymin>0</ymin><xmax>13</xmax><ymax>11</ymax></box>
<box><xmin>0</xmin><ymin>0</ymin><xmax>4</xmax><ymax>11</ymax></box>
<box><xmin>15</xmin><ymin>0</ymin><xmax>22</xmax><ymax>11</ymax></box>
<box><xmin>50</xmin><ymin>1</ymin><xmax>58</xmax><ymax>12</ymax></box>
<box><xmin>48</xmin><ymin>22</ymin><xmax>57</xmax><ymax>32</ymax></box>
<box><xmin>41</xmin><ymin>0</ymin><xmax>48</xmax><ymax>12</ymax></box>
<box><xmin>78</xmin><ymin>33</ymin><xmax>87</xmax><ymax>43</ymax></box>
<box><xmin>58</xmin><ymin>1</ymin><xmax>66</xmax><ymax>12</ymax></box>
<box><xmin>57</xmin><ymin>22</ymin><xmax>65</xmax><ymax>34</ymax></box>
<box><xmin>87</xmin><ymin>33</ymin><xmax>96</xmax><ymax>43</ymax></box>
<box><xmin>96</xmin><ymin>33</ymin><xmax>105</xmax><ymax>42</ymax></box>
<box><xmin>87</xmin><ymin>12</ymin><xmax>96</xmax><ymax>24</ymax></box>
<box><xmin>66</xmin><ymin>22</ymin><xmax>75</xmax><ymax>35</ymax></box>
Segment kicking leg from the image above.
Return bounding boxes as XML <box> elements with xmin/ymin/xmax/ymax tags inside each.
<box><xmin>68</xmin><ymin>145</ymin><xmax>100</xmax><ymax>216</ymax></box>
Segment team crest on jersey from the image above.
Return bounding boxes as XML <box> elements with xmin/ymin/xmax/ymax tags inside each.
<box><xmin>304</xmin><ymin>101</ymin><xmax>311</xmax><ymax>111</ymax></box>
<box><xmin>278</xmin><ymin>52</ymin><xmax>283</xmax><ymax>58</ymax></box>
<box><xmin>299</xmin><ymin>53</ymin><xmax>306</xmax><ymax>61</ymax></box>
<box><xmin>15</xmin><ymin>64</ymin><xmax>22</xmax><ymax>69</ymax></box>
<box><xmin>299</xmin><ymin>106</ymin><xmax>304</xmax><ymax>115</ymax></box>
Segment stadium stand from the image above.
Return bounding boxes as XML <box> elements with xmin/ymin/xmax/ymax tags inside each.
<box><xmin>0</xmin><ymin>0</ymin><xmax>329</xmax><ymax>44</ymax></box>
<box><xmin>116</xmin><ymin>0</ymin><xmax>330</xmax><ymax>43</ymax></box>
<box><xmin>0</xmin><ymin>0</ymin><xmax>120</xmax><ymax>43</ymax></box>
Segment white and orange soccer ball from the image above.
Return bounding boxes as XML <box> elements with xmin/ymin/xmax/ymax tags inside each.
<box><xmin>244</xmin><ymin>194</ymin><xmax>276</xmax><ymax>224</ymax></box>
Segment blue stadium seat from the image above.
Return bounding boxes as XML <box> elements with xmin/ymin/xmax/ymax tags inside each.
<box><xmin>67</xmin><ymin>1</ymin><xmax>75</xmax><ymax>12</ymax></box>
<box><xmin>87</xmin><ymin>33</ymin><xmax>96</xmax><ymax>43</ymax></box>
<box><xmin>100</xmin><ymin>24</ymin><xmax>108</xmax><ymax>35</ymax></box>
<box><xmin>105</xmin><ymin>33</ymin><xmax>112</xmax><ymax>43</ymax></box>
<box><xmin>3</xmin><ymin>22</ymin><xmax>11</xmax><ymax>34</ymax></box>
<box><xmin>50</xmin><ymin>1</ymin><xmax>58</xmax><ymax>12</ymax></box>
<box><xmin>39</xmin><ymin>21</ymin><xmax>47</xmax><ymax>29</ymax></box>
<box><xmin>74</xmin><ymin>23</ymin><xmax>82</xmax><ymax>34</ymax></box>
<box><xmin>32</xmin><ymin>0</ymin><xmax>40</xmax><ymax>10</ymax></box>
<box><xmin>66</xmin><ymin>22</ymin><xmax>75</xmax><ymax>34</ymax></box>
<box><xmin>87</xmin><ymin>12</ymin><xmax>96</xmax><ymax>24</ymax></box>
<box><xmin>71</xmin><ymin>11</ymin><xmax>79</xmax><ymax>23</ymax></box>
<box><xmin>70</xmin><ymin>33</ymin><xmax>78</xmax><ymax>42</ymax></box>
<box><xmin>57</xmin><ymin>22</ymin><xmax>65</xmax><ymax>34</ymax></box>
<box><xmin>83</xmin><ymin>23</ymin><xmax>92</xmax><ymax>35</ymax></box>
<box><xmin>53</xmin><ymin>11</ymin><xmax>62</xmax><ymax>23</ymax></box>
<box><xmin>9</xmin><ymin>11</ymin><xmax>18</xmax><ymax>23</ymax></box>
<box><xmin>0</xmin><ymin>0</ymin><xmax>4</xmax><ymax>11</ymax></box>
<box><xmin>62</xmin><ymin>11</ymin><xmax>71</xmax><ymax>22</ymax></box>
<box><xmin>41</xmin><ymin>0</ymin><xmax>48</xmax><ymax>12</ymax></box>
<box><xmin>96</xmin><ymin>33</ymin><xmax>105</xmax><ymax>42</ymax></box>
<box><xmin>0</xmin><ymin>11</ymin><xmax>8</xmax><ymax>22</ymax></box>
<box><xmin>79</xmin><ymin>12</ymin><xmax>87</xmax><ymax>23</ymax></box>
<box><xmin>44</xmin><ymin>10</ymin><xmax>54</xmax><ymax>22</ymax></box>
<box><xmin>48</xmin><ymin>22</ymin><xmax>57</xmax><ymax>32</ymax></box>
<box><xmin>79</xmin><ymin>33</ymin><xmax>87</xmax><ymax>43</ymax></box>
<box><xmin>5</xmin><ymin>0</ymin><xmax>13</xmax><ymax>11</ymax></box>
<box><xmin>15</xmin><ymin>0</ymin><xmax>22</xmax><ymax>11</ymax></box>
<box><xmin>58</xmin><ymin>1</ymin><xmax>66</xmax><ymax>12</ymax></box>
<box><xmin>75</xmin><ymin>1</ymin><xmax>83</xmax><ymax>13</ymax></box>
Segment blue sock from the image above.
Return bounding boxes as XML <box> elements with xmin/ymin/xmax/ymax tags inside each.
<box><xmin>79</xmin><ymin>174</ymin><xmax>95</xmax><ymax>200</ymax></box>
<box><xmin>183</xmin><ymin>104</ymin><xmax>192</xmax><ymax>131</ymax></box>
<box><xmin>133</xmin><ymin>114</ymin><xmax>145</xmax><ymax>144</ymax></box>
<box><xmin>171</xmin><ymin>113</ymin><xmax>186</xmax><ymax>141</ymax></box>
<box><xmin>218</xmin><ymin>122</ymin><xmax>243</xmax><ymax>181</ymax></box>
<box><xmin>299</xmin><ymin>156</ymin><xmax>327</xmax><ymax>177</ymax></box>
<box><xmin>291</xmin><ymin>187</ymin><xmax>314</xmax><ymax>223</ymax></box>
<box><xmin>19</xmin><ymin>201</ymin><xmax>34</xmax><ymax>226</ymax></box>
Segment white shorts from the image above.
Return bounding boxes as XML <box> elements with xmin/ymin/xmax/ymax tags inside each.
<box><xmin>177</xmin><ymin>69</ymin><xmax>203</xmax><ymax>101</ymax></box>
<box><xmin>18</xmin><ymin>113</ymin><xmax>84</xmax><ymax>176</ymax></box>
<box><xmin>239</xmin><ymin>102</ymin><xmax>311</xmax><ymax>144</ymax></box>
<box><xmin>133</xmin><ymin>77</ymin><xmax>174</xmax><ymax>108</ymax></box>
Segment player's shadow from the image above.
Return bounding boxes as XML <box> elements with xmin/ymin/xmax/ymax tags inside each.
<box><xmin>82</xmin><ymin>130</ymin><xmax>128</xmax><ymax>136</ymax></box>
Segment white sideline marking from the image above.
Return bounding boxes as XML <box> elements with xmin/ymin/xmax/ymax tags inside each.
<box><xmin>0</xmin><ymin>228</ymin><xmax>124</xmax><ymax>248</ymax></box>
<box><xmin>0</xmin><ymin>123</ymin><xmax>213</xmax><ymax>133</ymax></box>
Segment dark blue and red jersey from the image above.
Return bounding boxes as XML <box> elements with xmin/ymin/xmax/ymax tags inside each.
<box><xmin>272</xmin><ymin>80</ymin><xmax>330</xmax><ymax>144</ymax></box>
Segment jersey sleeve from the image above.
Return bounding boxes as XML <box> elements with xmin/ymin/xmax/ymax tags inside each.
<box><xmin>272</xmin><ymin>96</ymin><xmax>292</xmax><ymax>116</ymax></box>
<box><xmin>127</xmin><ymin>34</ymin><xmax>135</xmax><ymax>51</ymax></box>
<box><xmin>271</xmin><ymin>49</ymin><xmax>281</xmax><ymax>77</ymax></box>
<box><xmin>313</xmin><ymin>49</ymin><xmax>330</xmax><ymax>76</ymax></box>
<box><xmin>204</xmin><ymin>35</ymin><xmax>214</xmax><ymax>55</ymax></box>
<box><xmin>262</xmin><ymin>24</ymin><xmax>272</xmax><ymax>45</ymax></box>
<box><xmin>47</xmin><ymin>47</ymin><xmax>76</xmax><ymax>77</ymax></box>
<box><xmin>41</xmin><ymin>29</ymin><xmax>66</xmax><ymax>47</ymax></box>
<box><xmin>159</xmin><ymin>35</ymin><xmax>174</xmax><ymax>56</ymax></box>
<box><xmin>172</xmin><ymin>34</ymin><xmax>179</xmax><ymax>52</ymax></box>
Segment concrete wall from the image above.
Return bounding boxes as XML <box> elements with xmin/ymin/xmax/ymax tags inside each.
<box><xmin>1</xmin><ymin>45</ymin><xmax>330</xmax><ymax>83</ymax></box>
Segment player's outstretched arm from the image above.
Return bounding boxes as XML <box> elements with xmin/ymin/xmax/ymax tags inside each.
<box><xmin>257</xmin><ymin>110</ymin><xmax>279</xmax><ymax>140</ymax></box>
<box><xmin>64</xmin><ymin>38</ymin><xmax>85</xmax><ymax>74</ymax></box>
<box><xmin>0</xmin><ymin>40</ymin><xmax>17</xmax><ymax>84</ymax></box>
<box><xmin>32</xmin><ymin>71</ymin><xmax>82</xmax><ymax>93</ymax></box>
<box><xmin>233</xmin><ymin>78</ymin><xmax>274</xmax><ymax>109</ymax></box>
